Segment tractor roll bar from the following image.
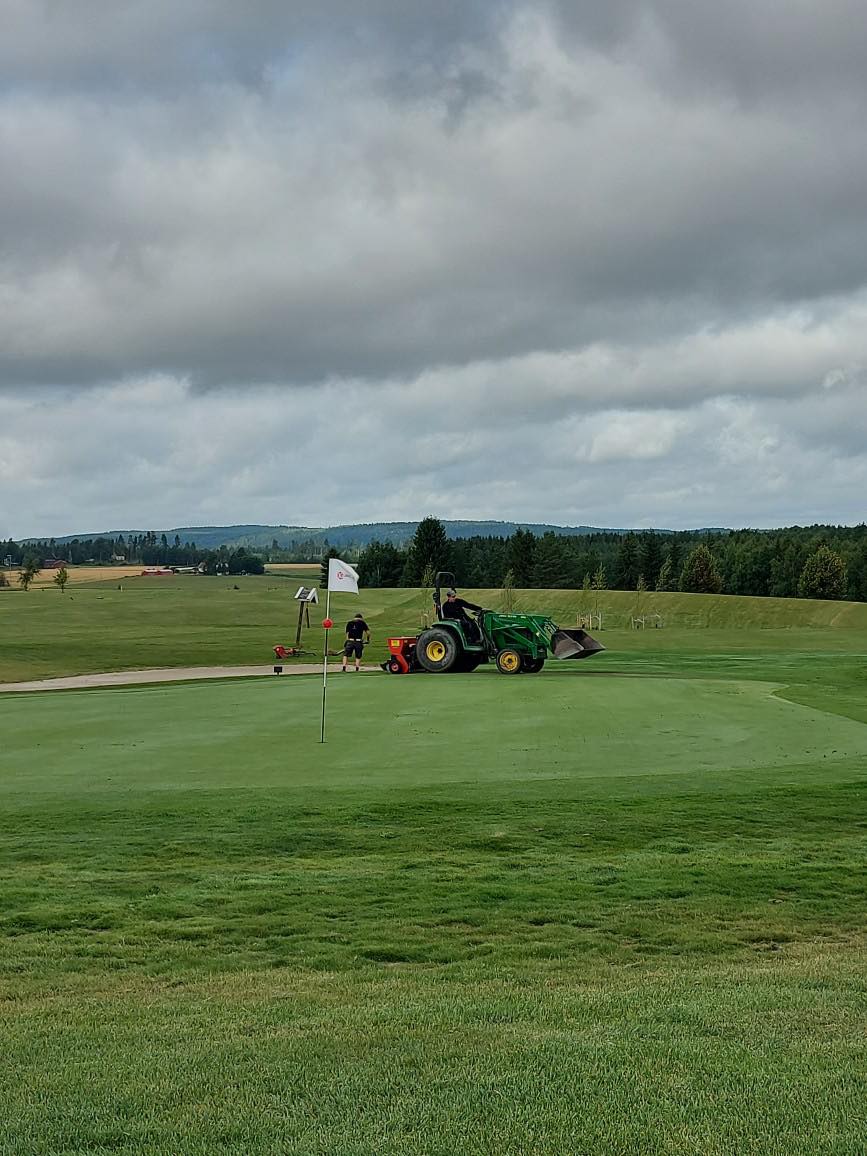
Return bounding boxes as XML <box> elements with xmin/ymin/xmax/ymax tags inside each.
<box><xmin>432</xmin><ymin>571</ymin><xmax>456</xmax><ymax>618</ymax></box>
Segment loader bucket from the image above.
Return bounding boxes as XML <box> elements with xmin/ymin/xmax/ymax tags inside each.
<box><xmin>550</xmin><ymin>628</ymin><xmax>605</xmax><ymax>660</ymax></box>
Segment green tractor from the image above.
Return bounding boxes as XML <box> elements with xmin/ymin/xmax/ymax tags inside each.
<box><xmin>415</xmin><ymin>572</ymin><xmax>604</xmax><ymax>675</ymax></box>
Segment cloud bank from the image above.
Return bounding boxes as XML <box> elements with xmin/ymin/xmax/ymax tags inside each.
<box><xmin>2</xmin><ymin>1</ymin><xmax>866</xmax><ymax>535</ymax></box>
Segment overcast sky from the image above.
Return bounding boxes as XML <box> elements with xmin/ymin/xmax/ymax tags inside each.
<box><xmin>2</xmin><ymin>0</ymin><xmax>866</xmax><ymax>538</ymax></box>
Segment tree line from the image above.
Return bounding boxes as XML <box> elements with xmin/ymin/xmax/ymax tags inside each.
<box><xmin>5</xmin><ymin>517</ymin><xmax>865</xmax><ymax>602</ymax></box>
<box><xmin>345</xmin><ymin>518</ymin><xmax>866</xmax><ymax>602</ymax></box>
<box><xmin>1</xmin><ymin>534</ymin><xmax>264</xmax><ymax>576</ymax></box>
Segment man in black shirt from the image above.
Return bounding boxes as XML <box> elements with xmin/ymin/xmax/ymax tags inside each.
<box><xmin>441</xmin><ymin>588</ymin><xmax>483</xmax><ymax>642</ymax></box>
<box><xmin>342</xmin><ymin>613</ymin><xmax>371</xmax><ymax>671</ymax></box>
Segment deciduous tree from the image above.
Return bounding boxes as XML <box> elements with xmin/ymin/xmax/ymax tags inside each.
<box><xmin>501</xmin><ymin>568</ymin><xmax>516</xmax><ymax>612</ymax></box>
<box><xmin>18</xmin><ymin>561</ymin><xmax>40</xmax><ymax>591</ymax></box>
<box><xmin>798</xmin><ymin>545</ymin><xmax>847</xmax><ymax>600</ymax></box>
<box><xmin>357</xmin><ymin>540</ymin><xmax>406</xmax><ymax>587</ymax></box>
<box><xmin>679</xmin><ymin>544</ymin><xmax>723</xmax><ymax>594</ymax></box>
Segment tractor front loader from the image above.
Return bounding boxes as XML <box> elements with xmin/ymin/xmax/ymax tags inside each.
<box><xmin>413</xmin><ymin>572</ymin><xmax>604</xmax><ymax>675</ymax></box>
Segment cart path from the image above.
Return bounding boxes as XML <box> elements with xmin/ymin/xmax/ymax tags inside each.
<box><xmin>0</xmin><ymin>664</ymin><xmax>381</xmax><ymax>693</ymax></box>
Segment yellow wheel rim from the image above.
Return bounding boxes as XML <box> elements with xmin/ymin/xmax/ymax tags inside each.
<box><xmin>426</xmin><ymin>640</ymin><xmax>447</xmax><ymax>662</ymax></box>
<box><xmin>500</xmin><ymin>651</ymin><xmax>520</xmax><ymax>672</ymax></box>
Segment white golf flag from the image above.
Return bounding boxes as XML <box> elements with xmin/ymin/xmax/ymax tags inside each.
<box><xmin>327</xmin><ymin>558</ymin><xmax>360</xmax><ymax>594</ymax></box>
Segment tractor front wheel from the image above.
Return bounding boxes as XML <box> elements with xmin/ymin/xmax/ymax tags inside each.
<box><xmin>520</xmin><ymin>655</ymin><xmax>545</xmax><ymax>673</ymax></box>
<box><xmin>495</xmin><ymin>648</ymin><xmax>523</xmax><ymax>675</ymax></box>
<box><xmin>416</xmin><ymin>628</ymin><xmax>460</xmax><ymax>673</ymax></box>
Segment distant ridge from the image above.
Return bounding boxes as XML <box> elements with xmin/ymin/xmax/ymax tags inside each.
<box><xmin>27</xmin><ymin>520</ymin><xmax>666</xmax><ymax>550</ymax></box>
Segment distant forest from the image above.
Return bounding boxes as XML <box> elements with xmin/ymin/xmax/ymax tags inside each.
<box><xmin>5</xmin><ymin>518</ymin><xmax>865</xmax><ymax>601</ymax></box>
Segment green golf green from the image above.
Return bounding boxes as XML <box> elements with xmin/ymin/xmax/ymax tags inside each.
<box><xmin>3</xmin><ymin>672</ymin><xmax>866</xmax><ymax>793</ymax></box>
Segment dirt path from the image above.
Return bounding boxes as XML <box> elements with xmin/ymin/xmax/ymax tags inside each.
<box><xmin>0</xmin><ymin>664</ymin><xmax>381</xmax><ymax>693</ymax></box>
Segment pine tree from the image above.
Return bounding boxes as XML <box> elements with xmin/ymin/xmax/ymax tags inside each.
<box><xmin>638</xmin><ymin>533</ymin><xmax>663</xmax><ymax>590</ymax></box>
<box><xmin>319</xmin><ymin>545</ymin><xmax>338</xmax><ymax>589</ymax></box>
<box><xmin>616</xmin><ymin>532</ymin><xmax>640</xmax><ymax>589</ymax></box>
<box><xmin>506</xmin><ymin>528</ymin><xmax>536</xmax><ymax>586</ymax></box>
<box><xmin>402</xmin><ymin>517</ymin><xmax>449</xmax><ymax>585</ymax></box>
<box><xmin>531</xmin><ymin>533</ymin><xmax>570</xmax><ymax>587</ymax></box>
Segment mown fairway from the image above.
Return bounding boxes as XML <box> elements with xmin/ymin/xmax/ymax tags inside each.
<box><xmin>1</xmin><ymin>579</ymin><xmax>866</xmax><ymax>1153</ymax></box>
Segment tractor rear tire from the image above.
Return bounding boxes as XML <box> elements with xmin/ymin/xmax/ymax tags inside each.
<box><xmin>521</xmin><ymin>656</ymin><xmax>545</xmax><ymax>673</ymax></box>
<box><xmin>416</xmin><ymin>628</ymin><xmax>460</xmax><ymax>673</ymax></box>
<box><xmin>495</xmin><ymin>648</ymin><xmax>523</xmax><ymax>675</ymax></box>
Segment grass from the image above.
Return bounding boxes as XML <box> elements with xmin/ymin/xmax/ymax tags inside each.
<box><xmin>2</xmin><ymin>573</ymin><xmax>867</xmax><ymax>684</ymax></box>
<box><xmin>1</xmin><ymin>580</ymin><xmax>866</xmax><ymax>1152</ymax></box>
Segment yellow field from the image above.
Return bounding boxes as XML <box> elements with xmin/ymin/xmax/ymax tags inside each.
<box><xmin>265</xmin><ymin>563</ymin><xmax>319</xmax><ymax>572</ymax></box>
<box><xmin>1</xmin><ymin>562</ymin><xmax>318</xmax><ymax>591</ymax></box>
<box><xmin>2</xmin><ymin>566</ymin><xmax>150</xmax><ymax>589</ymax></box>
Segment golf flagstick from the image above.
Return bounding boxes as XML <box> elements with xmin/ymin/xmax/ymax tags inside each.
<box><xmin>319</xmin><ymin>557</ymin><xmax>360</xmax><ymax>743</ymax></box>
<box><xmin>320</xmin><ymin>587</ymin><xmax>331</xmax><ymax>744</ymax></box>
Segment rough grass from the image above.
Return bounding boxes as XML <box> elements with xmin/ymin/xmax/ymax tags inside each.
<box><xmin>1</xmin><ymin>582</ymin><xmax>866</xmax><ymax>1152</ymax></box>
<box><xmin>2</xmin><ymin>574</ymin><xmax>867</xmax><ymax>683</ymax></box>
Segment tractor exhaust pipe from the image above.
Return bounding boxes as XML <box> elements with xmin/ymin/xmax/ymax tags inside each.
<box><xmin>550</xmin><ymin>628</ymin><xmax>605</xmax><ymax>660</ymax></box>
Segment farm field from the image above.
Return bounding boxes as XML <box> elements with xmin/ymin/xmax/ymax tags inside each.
<box><xmin>1</xmin><ymin>579</ymin><xmax>866</xmax><ymax>1153</ymax></box>
<box><xmin>1</xmin><ymin>564</ymin><xmax>148</xmax><ymax>590</ymax></box>
<box><xmin>0</xmin><ymin>561</ymin><xmax>319</xmax><ymax>595</ymax></box>
<box><xmin>264</xmin><ymin>563</ymin><xmax>321</xmax><ymax>577</ymax></box>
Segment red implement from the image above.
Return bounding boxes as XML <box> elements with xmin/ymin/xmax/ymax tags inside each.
<box><xmin>382</xmin><ymin>636</ymin><xmax>419</xmax><ymax>674</ymax></box>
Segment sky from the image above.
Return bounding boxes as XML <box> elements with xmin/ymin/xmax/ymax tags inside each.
<box><xmin>2</xmin><ymin>0</ymin><xmax>866</xmax><ymax>538</ymax></box>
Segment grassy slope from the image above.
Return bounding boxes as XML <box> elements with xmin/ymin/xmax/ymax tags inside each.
<box><xmin>1</xmin><ymin>583</ymin><xmax>866</xmax><ymax>1153</ymax></box>
<box><xmin>2</xmin><ymin>575</ymin><xmax>867</xmax><ymax>683</ymax></box>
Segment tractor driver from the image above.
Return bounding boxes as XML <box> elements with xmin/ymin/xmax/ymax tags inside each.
<box><xmin>441</xmin><ymin>588</ymin><xmax>483</xmax><ymax>642</ymax></box>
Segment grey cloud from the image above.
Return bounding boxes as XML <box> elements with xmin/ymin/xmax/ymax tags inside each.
<box><xmin>4</xmin><ymin>59</ymin><xmax>867</xmax><ymax>390</ymax></box>
<box><xmin>2</xmin><ymin>1</ymin><xmax>866</xmax><ymax>533</ymax></box>
<box><xmin>546</xmin><ymin>1</ymin><xmax>867</xmax><ymax>103</ymax></box>
<box><xmin>0</xmin><ymin>1</ymin><xmax>508</xmax><ymax>94</ymax></box>
<box><xmin>3</xmin><ymin>369</ymin><xmax>865</xmax><ymax>538</ymax></box>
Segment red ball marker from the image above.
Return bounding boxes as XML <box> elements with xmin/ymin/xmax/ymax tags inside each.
<box><xmin>322</xmin><ymin>618</ymin><xmax>333</xmax><ymax>629</ymax></box>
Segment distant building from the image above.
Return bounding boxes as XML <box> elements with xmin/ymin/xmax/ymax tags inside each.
<box><xmin>42</xmin><ymin>558</ymin><xmax>67</xmax><ymax>569</ymax></box>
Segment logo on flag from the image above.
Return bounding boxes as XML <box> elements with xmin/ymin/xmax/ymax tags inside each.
<box><xmin>327</xmin><ymin>558</ymin><xmax>360</xmax><ymax>594</ymax></box>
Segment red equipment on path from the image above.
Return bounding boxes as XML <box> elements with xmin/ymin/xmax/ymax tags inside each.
<box><xmin>382</xmin><ymin>636</ymin><xmax>419</xmax><ymax>674</ymax></box>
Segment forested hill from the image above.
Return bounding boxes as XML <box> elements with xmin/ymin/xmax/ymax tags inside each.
<box><xmin>36</xmin><ymin>521</ymin><xmax>638</xmax><ymax>551</ymax></box>
<box><xmin>6</xmin><ymin>518</ymin><xmax>865</xmax><ymax>602</ymax></box>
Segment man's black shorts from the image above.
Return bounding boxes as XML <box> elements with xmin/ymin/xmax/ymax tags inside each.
<box><xmin>344</xmin><ymin>640</ymin><xmax>363</xmax><ymax>658</ymax></box>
